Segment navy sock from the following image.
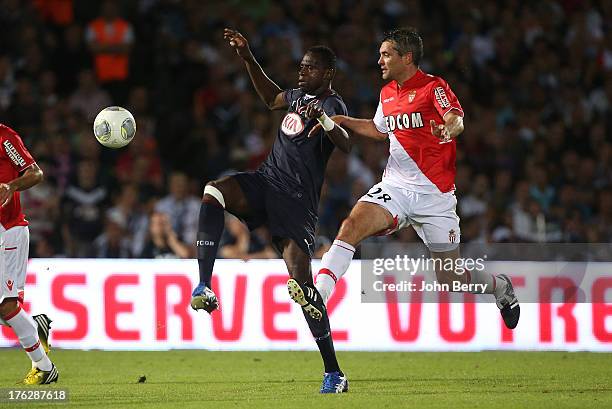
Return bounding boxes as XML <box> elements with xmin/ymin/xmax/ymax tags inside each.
<box><xmin>316</xmin><ymin>332</ymin><xmax>341</xmax><ymax>374</ymax></box>
<box><xmin>300</xmin><ymin>283</ymin><xmax>341</xmax><ymax>374</ymax></box>
<box><xmin>197</xmin><ymin>202</ymin><xmax>225</xmax><ymax>288</ymax></box>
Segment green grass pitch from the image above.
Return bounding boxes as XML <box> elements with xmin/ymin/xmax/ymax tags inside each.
<box><xmin>1</xmin><ymin>349</ymin><xmax>611</xmax><ymax>408</ymax></box>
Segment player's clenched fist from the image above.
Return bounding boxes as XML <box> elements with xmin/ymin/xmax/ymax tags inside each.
<box><xmin>223</xmin><ymin>28</ymin><xmax>251</xmax><ymax>59</ymax></box>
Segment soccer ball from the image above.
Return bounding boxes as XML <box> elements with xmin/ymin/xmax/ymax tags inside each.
<box><xmin>93</xmin><ymin>106</ymin><xmax>137</xmax><ymax>149</ymax></box>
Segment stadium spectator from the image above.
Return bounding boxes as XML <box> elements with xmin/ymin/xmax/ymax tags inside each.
<box><xmin>92</xmin><ymin>212</ymin><xmax>132</xmax><ymax>258</ymax></box>
<box><xmin>115</xmin><ymin>86</ymin><xmax>163</xmax><ymax>190</ymax></box>
<box><xmin>86</xmin><ymin>0</ymin><xmax>134</xmax><ymax>83</ymax></box>
<box><xmin>140</xmin><ymin>212</ymin><xmax>191</xmax><ymax>258</ymax></box>
<box><xmin>106</xmin><ymin>183</ymin><xmax>148</xmax><ymax>257</ymax></box>
<box><xmin>54</xmin><ymin>24</ymin><xmax>91</xmax><ymax>96</ymax></box>
<box><xmin>6</xmin><ymin>78</ymin><xmax>40</xmax><ymax>138</ymax></box>
<box><xmin>61</xmin><ymin>160</ymin><xmax>109</xmax><ymax>257</ymax></box>
<box><xmin>86</xmin><ymin>0</ymin><xmax>134</xmax><ymax>102</ymax></box>
<box><xmin>68</xmin><ymin>69</ymin><xmax>112</xmax><ymax>121</ymax></box>
<box><xmin>20</xmin><ymin>160</ymin><xmax>61</xmax><ymax>248</ymax></box>
<box><xmin>154</xmin><ymin>171</ymin><xmax>199</xmax><ymax>247</ymax></box>
<box><xmin>219</xmin><ymin>215</ymin><xmax>276</xmax><ymax>260</ymax></box>
<box><xmin>459</xmin><ymin>173</ymin><xmax>490</xmax><ymax>218</ymax></box>
<box><xmin>39</xmin><ymin>70</ymin><xmax>59</xmax><ymax>108</ymax></box>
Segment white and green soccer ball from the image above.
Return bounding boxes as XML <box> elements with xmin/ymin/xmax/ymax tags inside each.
<box><xmin>93</xmin><ymin>106</ymin><xmax>137</xmax><ymax>149</ymax></box>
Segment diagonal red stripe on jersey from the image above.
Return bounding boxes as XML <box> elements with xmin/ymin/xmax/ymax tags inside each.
<box><xmin>5</xmin><ymin>247</ymin><xmax>17</xmax><ymax>250</ymax></box>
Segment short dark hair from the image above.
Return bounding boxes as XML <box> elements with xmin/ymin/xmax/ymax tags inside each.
<box><xmin>306</xmin><ymin>45</ymin><xmax>336</xmax><ymax>70</ymax></box>
<box><xmin>383</xmin><ymin>27</ymin><xmax>423</xmax><ymax>66</ymax></box>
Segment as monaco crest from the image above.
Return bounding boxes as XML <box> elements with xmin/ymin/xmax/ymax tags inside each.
<box><xmin>281</xmin><ymin>112</ymin><xmax>305</xmax><ymax>136</ymax></box>
<box><xmin>408</xmin><ymin>91</ymin><xmax>417</xmax><ymax>103</ymax></box>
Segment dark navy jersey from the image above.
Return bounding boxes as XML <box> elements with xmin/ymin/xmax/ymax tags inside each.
<box><xmin>260</xmin><ymin>88</ymin><xmax>348</xmax><ymax>210</ymax></box>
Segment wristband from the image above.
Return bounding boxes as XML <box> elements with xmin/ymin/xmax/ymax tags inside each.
<box><xmin>317</xmin><ymin>112</ymin><xmax>335</xmax><ymax>132</ymax></box>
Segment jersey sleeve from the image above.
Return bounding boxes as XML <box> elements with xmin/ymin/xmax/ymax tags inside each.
<box><xmin>321</xmin><ymin>95</ymin><xmax>347</xmax><ymax>117</ymax></box>
<box><xmin>2</xmin><ymin>130</ymin><xmax>35</xmax><ymax>172</ymax></box>
<box><xmin>431</xmin><ymin>79</ymin><xmax>464</xmax><ymax>119</ymax></box>
<box><xmin>373</xmin><ymin>100</ymin><xmax>389</xmax><ymax>133</ymax></box>
<box><xmin>283</xmin><ymin>88</ymin><xmax>299</xmax><ymax>106</ymax></box>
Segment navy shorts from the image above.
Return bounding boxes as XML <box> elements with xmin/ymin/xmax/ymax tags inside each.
<box><xmin>233</xmin><ymin>171</ymin><xmax>317</xmax><ymax>257</ymax></box>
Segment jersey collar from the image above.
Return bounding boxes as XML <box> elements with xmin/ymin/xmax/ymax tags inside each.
<box><xmin>395</xmin><ymin>69</ymin><xmax>426</xmax><ymax>90</ymax></box>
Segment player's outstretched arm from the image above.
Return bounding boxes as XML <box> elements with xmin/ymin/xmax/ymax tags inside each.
<box><xmin>224</xmin><ymin>28</ymin><xmax>287</xmax><ymax>111</ymax></box>
<box><xmin>0</xmin><ymin>163</ymin><xmax>43</xmax><ymax>207</ymax></box>
<box><xmin>309</xmin><ymin>115</ymin><xmax>387</xmax><ymax>142</ymax></box>
<box><xmin>305</xmin><ymin>102</ymin><xmax>351</xmax><ymax>153</ymax></box>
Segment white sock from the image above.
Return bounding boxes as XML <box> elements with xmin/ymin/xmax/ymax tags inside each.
<box><xmin>5</xmin><ymin>306</ymin><xmax>52</xmax><ymax>371</ymax></box>
<box><xmin>315</xmin><ymin>273</ymin><xmax>336</xmax><ymax>305</ymax></box>
<box><xmin>315</xmin><ymin>239</ymin><xmax>355</xmax><ymax>304</ymax></box>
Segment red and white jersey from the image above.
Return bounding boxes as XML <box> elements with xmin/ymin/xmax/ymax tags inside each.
<box><xmin>0</xmin><ymin>124</ymin><xmax>36</xmax><ymax>230</ymax></box>
<box><xmin>373</xmin><ymin>69</ymin><xmax>463</xmax><ymax>193</ymax></box>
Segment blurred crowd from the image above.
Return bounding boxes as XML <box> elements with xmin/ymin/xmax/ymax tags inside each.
<box><xmin>0</xmin><ymin>0</ymin><xmax>610</xmax><ymax>259</ymax></box>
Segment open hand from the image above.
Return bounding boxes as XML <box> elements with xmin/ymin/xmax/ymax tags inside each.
<box><xmin>305</xmin><ymin>101</ymin><xmax>324</xmax><ymax>120</ymax></box>
<box><xmin>430</xmin><ymin>119</ymin><xmax>452</xmax><ymax>144</ymax></box>
<box><xmin>223</xmin><ymin>28</ymin><xmax>251</xmax><ymax>59</ymax></box>
<box><xmin>0</xmin><ymin>183</ymin><xmax>14</xmax><ymax>207</ymax></box>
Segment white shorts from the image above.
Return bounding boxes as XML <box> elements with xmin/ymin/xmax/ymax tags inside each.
<box><xmin>0</xmin><ymin>226</ymin><xmax>30</xmax><ymax>304</ymax></box>
<box><xmin>358</xmin><ymin>181</ymin><xmax>460</xmax><ymax>252</ymax></box>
